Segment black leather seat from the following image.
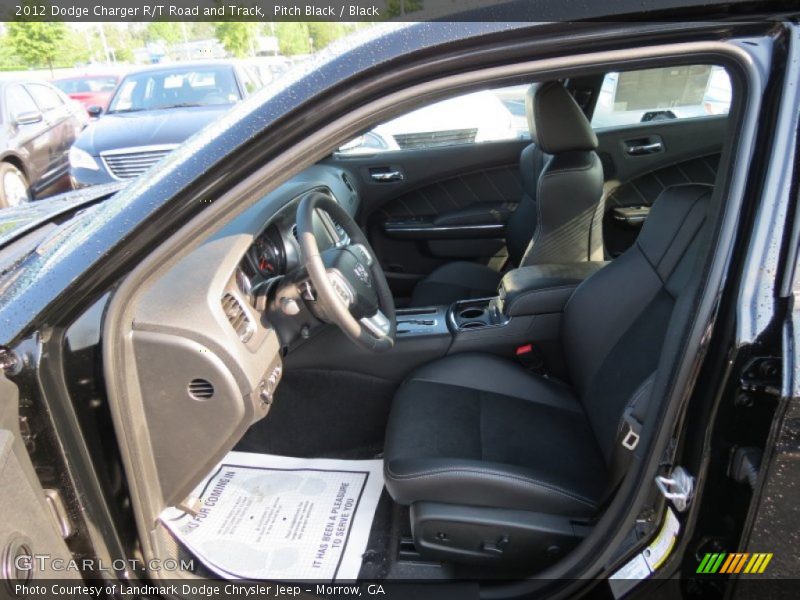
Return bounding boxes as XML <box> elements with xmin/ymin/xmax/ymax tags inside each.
<box><xmin>410</xmin><ymin>81</ymin><xmax>605</xmax><ymax>307</ymax></box>
<box><xmin>385</xmin><ymin>184</ymin><xmax>712</xmax><ymax>565</ymax></box>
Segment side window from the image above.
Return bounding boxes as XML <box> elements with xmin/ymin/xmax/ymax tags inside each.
<box><xmin>338</xmin><ymin>84</ymin><xmax>530</xmax><ymax>154</ymax></box>
<box><xmin>5</xmin><ymin>85</ymin><xmax>37</xmax><ymax>122</ymax></box>
<box><xmin>26</xmin><ymin>83</ymin><xmax>64</xmax><ymax>112</ymax></box>
<box><xmin>591</xmin><ymin>65</ymin><xmax>731</xmax><ymax>128</ymax></box>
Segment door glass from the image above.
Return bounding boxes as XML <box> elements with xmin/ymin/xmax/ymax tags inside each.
<box><xmin>592</xmin><ymin>65</ymin><xmax>731</xmax><ymax>128</ymax></box>
<box><xmin>338</xmin><ymin>84</ymin><xmax>530</xmax><ymax>154</ymax></box>
<box><xmin>5</xmin><ymin>85</ymin><xmax>38</xmax><ymax>122</ymax></box>
<box><xmin>26</xmin><ymin>83</ymin><xmax>64</xmax><ymax>112</ymax></box>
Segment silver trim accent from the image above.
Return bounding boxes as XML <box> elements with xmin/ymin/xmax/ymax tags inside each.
<box><xmin>327</xmin><ymin>269</ymin><xmax>355</xmax><ymax>306</ymax></box>
<box><xmin>384</xmin><ymin>223</ymin><xmax>505</xmax><ymax>234</ymax></box>
<box><xmin>361</xmin><ymin>309</ymin><xmax>391</xmax><ymax>338</ymax></box>
<box><xmin>100</xmin><ymin>144</ymin><xmax>178</xmax><ymax>180</ymax></box>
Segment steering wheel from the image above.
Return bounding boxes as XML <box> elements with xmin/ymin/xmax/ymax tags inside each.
<box><xmin>296</xmin><ymin>192</ymin><xmax>396</xmax><ymax>352</ymax></box>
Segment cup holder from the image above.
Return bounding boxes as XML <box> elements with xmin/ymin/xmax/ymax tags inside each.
<box><xmin>459</xmin><ymin>307</ymin><xmax>485</xmax><ymax>319</ymax></box>
<box><xmin>460</xmin><ymin>321</ymin><xmax>485</xmax><ymax>329</ymax></box>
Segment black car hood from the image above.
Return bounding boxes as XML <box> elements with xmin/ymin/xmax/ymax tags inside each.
<box><xmin>78</xmin><ymin>105</ymin><xmax>233</xmax><ymax>154</ymax></box>
<box><xmin>0</xmin><ymin>182</ymin><xmax>126</xmax><ymax>248</ymax></box>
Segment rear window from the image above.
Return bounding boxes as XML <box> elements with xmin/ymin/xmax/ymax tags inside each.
<box><xmin>54</xmin><ymin>76</ymin><xmax>118</xmax><ymax>94</ymax></box>
<box><xmin>591</xmin><ymin>65</ymin><xmax>731</xmax><ymax>128</ymax></box>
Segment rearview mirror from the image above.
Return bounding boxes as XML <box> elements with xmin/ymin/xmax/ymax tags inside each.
<box><xmin>87</xmin><ymin>105</ymin><xmax>103</xmax><ymax>117</ymax></box>
<box><xmin>14</xmin><ymin>110</ymin><xmax>43</xmax><ymax>125</ymax></box>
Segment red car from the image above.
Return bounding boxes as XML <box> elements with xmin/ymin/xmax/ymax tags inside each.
<box><xmin>52</xmin><ymin>73</ymin><xmax>121</xmax><ymax>115</ymax></box>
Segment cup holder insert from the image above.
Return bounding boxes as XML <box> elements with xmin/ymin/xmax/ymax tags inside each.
<box><xmin>459</xmin><ymin>307</ymin><xmax>486</xmax><ymax>319</ymax></box>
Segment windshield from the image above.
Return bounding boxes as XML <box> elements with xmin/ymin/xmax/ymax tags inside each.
<box><xmin>54</xmin><ymin>76</ymin><xmax>118</xmax><ymax>94</ymax></box>
<box><xmin>107</xmin><ymin>66</ymin><xmax>240</xmax><ymax>113</ymax></box>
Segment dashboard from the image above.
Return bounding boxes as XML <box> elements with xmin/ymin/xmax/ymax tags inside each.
<box><xmin>234</xmin><ymin>176</ymin><xmax>355</xmax><ymax>309</ymax></box>
<box><xmin>115</xmin><ymin>163</ymin><xmax>363</xmax><ymax>514</ymax></box>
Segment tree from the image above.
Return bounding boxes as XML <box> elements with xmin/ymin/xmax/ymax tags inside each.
<box><xmin>386</xmin><ymin>0</ymin><xmax>424</xmax><ymax>18</ymax></box>
<box><xmin>6</xmin><ymin>21</ymin><xmax>66</xmax><ymax>73</ymax></box>
<box><xmin>307</xmin><ymin>22</ymin><xmax>345</xmax><ymax>51</ymax></box>
<box><xmin>275</xmin><ymin>22</ymin><xmax>310</xmax><ymax>56</ymax></box>
<box><xmin>146</xmin><ymin>21</ymin><xmax>182</xmax><ymax>45</ymax></box>
<box><xmin>214</xmin><ymin>22</ymin><xmax>258</xmax><ymax>58</ymax></box>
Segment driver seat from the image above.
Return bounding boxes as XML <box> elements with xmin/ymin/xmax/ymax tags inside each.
<box><xmin>384</xmin><ymin>184</ymin><xmax>712</xmax><ymax>566</ymax></box>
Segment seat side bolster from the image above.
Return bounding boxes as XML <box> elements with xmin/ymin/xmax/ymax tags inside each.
<box><xmin>384</xmin><ymin>457</ymin><xmax>598</xmax><ymax>516</ymax></box>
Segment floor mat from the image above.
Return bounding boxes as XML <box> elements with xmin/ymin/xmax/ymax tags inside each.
<box><xmin>160</xmin><ymin>451</ymin><xmax>384</xmax><ymax>582</ymax></box>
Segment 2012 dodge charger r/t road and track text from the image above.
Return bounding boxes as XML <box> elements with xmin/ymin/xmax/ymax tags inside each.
<box><xmin>0</xmin><ymin>1</ymin><xmax>799</xmax><ymax>599</ymax></box>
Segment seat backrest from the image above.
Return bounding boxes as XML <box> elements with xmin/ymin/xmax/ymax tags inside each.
<box><xmin>562</xmin><ymin>183</ymin><xmax>712</xmax><ymax>463</ymax></box>
<box><xmin>506</xmin><ymin>82</ymin><xmax>605</xmax><ymax>268</ymax></box>
<box><xmin>505</xmin><ymin>142</ymin><xmax>547</xmax><ymax>265</ymax></box>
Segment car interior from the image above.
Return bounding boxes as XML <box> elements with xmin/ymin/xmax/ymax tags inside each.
<box><xmin>100</xmin><ymin>55</ymin><xmax>740</xmax><ymax>584</ymax></box>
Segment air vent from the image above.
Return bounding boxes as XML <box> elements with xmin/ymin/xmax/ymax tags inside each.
<box><xmin>188</xmin><ymin>378</ymin><xmax>214</xmax><ymax>400</ymax></box>
<box><xmin>221</xmin><ymin>293</ymin><xmax>254</xmax><ymax>342</ymax></box>
<box><xmin>341</xmin><ymin>172</ymin><xmax>354</xmax><ymax>192</ymax></box>
<box><xmin>291</xmin><ymin>224</ymin><xmax>299</xmax><ymax>243</ymax></box>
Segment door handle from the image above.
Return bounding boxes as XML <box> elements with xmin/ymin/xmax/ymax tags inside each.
<box><xmin>625</xmin><ymin>141</ymin><xmax>663</xmax><ymax>156</ymax></box>
<box><xmin>370</xmin><ymin>170</ymin><xmax>404</xmax><ymax>182</ymax></box>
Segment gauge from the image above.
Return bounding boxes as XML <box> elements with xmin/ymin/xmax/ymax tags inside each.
<box><xmin>252</xmin><ymin>224</ymin><xmax>287</xmax><ymax>277</ymax></box>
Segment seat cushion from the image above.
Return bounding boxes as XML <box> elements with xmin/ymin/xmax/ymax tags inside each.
<box><xmin>410</xmin><ymin>262</ymin><xmax>502</xmax><ymax>307</ymax></box>
<box><xmin>384</xmin><ymin>353</ymin><xmax>608</xmax><ymax>517</ymax></box>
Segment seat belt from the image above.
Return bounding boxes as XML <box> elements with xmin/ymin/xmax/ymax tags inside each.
<box><xmin>603</xmin><ymin>371</ymin><xmax>657</xmax><ymax>502</ymax></box>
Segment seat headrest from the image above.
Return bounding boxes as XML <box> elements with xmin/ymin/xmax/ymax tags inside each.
<box><xmin>526</xmin><ymin>81</ymin><xmax>598</xmax><ymax>154</ymax></box>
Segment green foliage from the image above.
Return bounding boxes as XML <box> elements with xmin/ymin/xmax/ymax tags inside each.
<box><xmin>6</xmin><ymin>21</ymin><xmax>66</xmax><ymax>71</ymax></box>
<box><xmin>385</xmin><ymin>0</ymin><xmax>424</xmax><ymax>18</ymax></box>
<box><xmin>275</xmin><ymin>22</ymin><xmax>310</xmax><ymax>56</ymax></box>
<box><xmin>146</xmin><ymin>21</ymin><xmax>182</xmax><ymax>45</ymax></box>
<box><xmin>307</xmin><ymin>22</ymin><xmax>345</xmax><ymax>51</ymax></box>
<box><xmin>214</xmin><ymin>21</ymin><xmax>258</xmax><ymax>58</ymax></box>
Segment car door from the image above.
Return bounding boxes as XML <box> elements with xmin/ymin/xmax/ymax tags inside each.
<box><xmin>4</xmin><ymin>84</ymin><xmax>51</xmax><ymax>193</ymax></box>
<box><xmin>24</xmin><ymin>82</ymin><xmax>73</xmax><ymax>189</ymax></box>
<box><xmin>0</xmin><ymin>374</ymin><xmax>80</xmax><ymax>582</ymax></box>
<box><xmin>323</xmin><ymin>84</ymin><xmax>530</xmax><ymax>299</ymax></box>
<box><xmin>589</xmin><ymin>65</ymin><xmax>732</xmax><ymax>256</ymax></box>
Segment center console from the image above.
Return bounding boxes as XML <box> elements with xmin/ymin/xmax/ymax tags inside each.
<box><xmin>393</xmin><ymin>263</ymin><xmax>606</xmax><ymax>365</ymax></box>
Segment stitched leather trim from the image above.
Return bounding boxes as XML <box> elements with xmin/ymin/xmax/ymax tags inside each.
<box><xmin>385</xmin><ymin>463</ymin><xmax>598</xmax><ymax>509</ymax></box>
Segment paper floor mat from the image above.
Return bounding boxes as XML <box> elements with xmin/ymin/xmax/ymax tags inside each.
<box><xmin>160</xmin><ymin>451</ymin><xmax>384</xmax><ymax>581</ymax></box>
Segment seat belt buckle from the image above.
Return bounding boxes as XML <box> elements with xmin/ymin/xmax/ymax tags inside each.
<box><xmin>621</xmin><ymin>412</ymin><xmax>641</xmax><ymax>451</ymax></box>
<box><xmin>515</xmin><ymin>343</ymin><xmax>545</xmax><ymax>374</ymax></box>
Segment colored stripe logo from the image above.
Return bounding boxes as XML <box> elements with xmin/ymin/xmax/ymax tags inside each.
<box><xmin>697</xmin><ymin>552</ymin><xmax>773</xmax><ymax>574</ymax></box>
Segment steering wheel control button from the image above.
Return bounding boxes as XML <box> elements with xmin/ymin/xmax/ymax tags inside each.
<box><xmin>327</xmin><ymin>271</ymin><xmax>355</xmax><ymax>306</ymax></box>
<box><xmin>351</xmin><ymin>243</ymin><xmax>373</xmax><ymax>266</ymax></box>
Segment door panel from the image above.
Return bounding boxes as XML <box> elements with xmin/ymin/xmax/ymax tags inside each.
<box><xmin>325</xmin><ymin>139</ymin><xmax>528</xmax><ymax>297</ymax></box>
<box><xmin>0</xmin><ymin>375</ymin><xmax>79</xmax><ymax>582</ymax></box>
<box><xmin>596</xmin><ymin>116</ymin><xmax>727</xmax><ymax>256</ymax></box>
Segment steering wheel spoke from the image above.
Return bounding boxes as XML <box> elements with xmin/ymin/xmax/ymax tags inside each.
<box><xmin>325</xmin><ymin>268</ymin><xmax>355</xmax><ymax>307</ymax></box>
<box><xmin>360</xmin><ymin>309</ymin><xmax>392</xmax><ymax>339</ymax></box>
<box><xmin>296</xmin><ymin>191</ymin><xmax>396</xmax><ymax>352</ymax></box>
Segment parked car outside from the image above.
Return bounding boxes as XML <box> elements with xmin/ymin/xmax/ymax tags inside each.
<box><xmin>592</xmin><ymin>65</ymin><xmax>733</xmax><ymax>128</ymax></box>
<box><xmin>339</xmin><ymin>89</ymin><xmax>519</xmax><ymax>153</ymax></box>
<box><xmin>52</xmin><ymin>73</ymin><xmax>122</xmax><ymax>115</ymax></box>
<box><xmin>69</xmin><ymin>61</ymin><xmax>262</xmax><ymax>187</ymax></box>
<box><xmin>0</xmin><ymin>79</ymin><xmax>88</xmax><ymax>208</ymax></box>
